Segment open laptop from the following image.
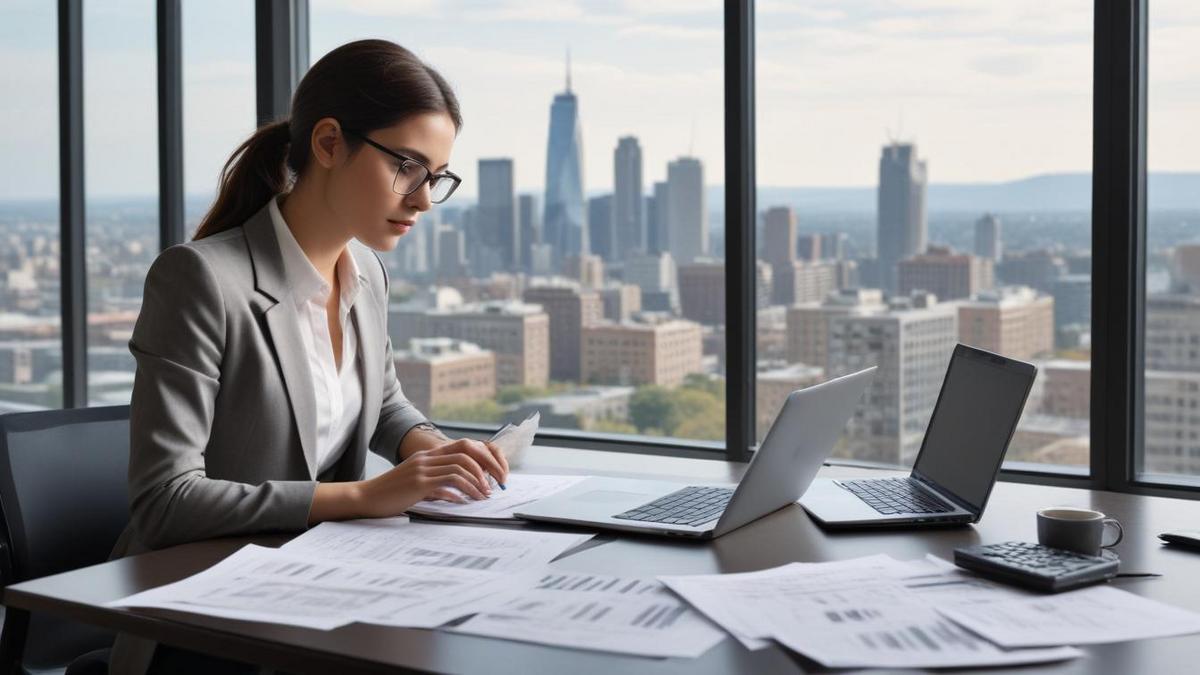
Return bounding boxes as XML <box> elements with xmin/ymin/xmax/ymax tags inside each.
<box><xmin>515</xmin><ymin>367</ymin><xmax>876</xmax><ymax>539</ymax></box>
<box><xmin>800</xmin><ymin>344</ymin><xmax>1037</xmax><ymax>529</ymax></box>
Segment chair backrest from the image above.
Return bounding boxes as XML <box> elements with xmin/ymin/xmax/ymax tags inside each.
<box><xmin>0</xmin><ymin>405</ymin><xmax>131</xmax><ymax>668</ymax></box>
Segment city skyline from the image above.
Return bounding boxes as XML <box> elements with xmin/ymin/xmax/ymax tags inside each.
<box><xmin>4</xmin><ymin>1</ymin><xmax>1197</xmax><ymax>202</ymax></box>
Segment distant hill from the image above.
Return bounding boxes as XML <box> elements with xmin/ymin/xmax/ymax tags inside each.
<box><xmin>735</xmin><ymin>172</ymin><xmax>1200</xmax><ymax>214</ymax></box>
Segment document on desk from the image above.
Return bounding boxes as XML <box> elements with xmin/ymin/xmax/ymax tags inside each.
<box><xmin>452</xmin><ymin>568</ymin><xmax>727</xmax><ymax>658</ymax></box>
<box><xmin>660</xmin><ymin>555</ymin><xmax>1082</xmax><ymax>668</ymax></box>
<box><xmin>407</xmin><ymin>473</ymin><xmax>587</xmax><ymax>522</ymax></box>
<box><xmin>939</xmin><ymin>584</ymin><xmax>1200</xmax><ymax>648</ymax></box>
<box><xmin>489</xmin><ymin>412</ymin><xmax>539</xmax><ymax>468</ymax></box>
<box><xmin>108</xmin><ymin>544</ymin><xmax>521</xmax><ymax>630</ymax></box>
<box><xmin>281</xmin><ymin>517</ymin><xmax>593</xmax><ymax>573</ymax></box>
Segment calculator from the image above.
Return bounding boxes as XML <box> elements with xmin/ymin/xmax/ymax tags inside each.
<box><xmin>953</xmin><ymin>541</ymin><xmax>1120</xmax><ymax>593</ymax></box>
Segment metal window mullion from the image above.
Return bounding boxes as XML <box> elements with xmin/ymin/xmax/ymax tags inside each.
<box><xmin>255</xmin><ymin>0</ymin><xmax>309</xmax><ymax>127</ymax></box>
<box><xmin>1090</xmin><ymin>0</ymin><xmax>1147</xmax><ymax>491</ymax></box>
<box><xmin>157</xmin><ymin>0</ymin><xmax>185</xmax><ymax>248</ymax></box>
<box><xmin>58</xmin><ymin>0</ymin><xmax>87</xmax><ymax>408</ymax></box>
<box><xmin>723</xmin><ymin>0</ymin><xmax>755</xmax><ymax>463</ymax></box>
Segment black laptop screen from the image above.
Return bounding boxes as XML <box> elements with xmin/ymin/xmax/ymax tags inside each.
<box><xmin>912</xmin><ymin>347</ymin><xmax>1035</xmax><ymax>512</ymax></box>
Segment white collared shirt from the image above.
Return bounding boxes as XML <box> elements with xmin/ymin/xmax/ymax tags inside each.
<box><xmin>268</xmin><ymin>195</ymin><xmax>365</xmax><ymax>475</ymax></box>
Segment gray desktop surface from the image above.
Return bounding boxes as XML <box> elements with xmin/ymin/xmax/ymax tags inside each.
<box><xmin>6</xmin><ymin>446</ymin><xmax>1200</xmax><ymax>674</ymax></box>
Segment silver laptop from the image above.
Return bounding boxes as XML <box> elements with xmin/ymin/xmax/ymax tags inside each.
<box><xmin>515</xmin><ymin>367</ymin><xmax>876</xmax><ymax>539</ymax></box>
<box><xmin>800</xmin><ymin>344</ymin><xmax>1037</xmax><ymax>529</ymax></box>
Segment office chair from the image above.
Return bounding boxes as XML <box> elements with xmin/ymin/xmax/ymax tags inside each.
<box><xmin>0</xmin><ymin>405</ymin><xmax>132</xmax><ymax>675</ymax></box>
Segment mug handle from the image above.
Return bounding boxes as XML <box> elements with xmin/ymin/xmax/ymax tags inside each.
<box><xmin>1102</xmin><ymin>518</ymin><xmax>1124</xmax><ymax>548</ymax></box>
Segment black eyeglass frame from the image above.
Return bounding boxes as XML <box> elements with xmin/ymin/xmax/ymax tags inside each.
<box><xmin>343</xmin><ymin>127</ymin><xmax>462</xmax><ymax>203</ymax></box>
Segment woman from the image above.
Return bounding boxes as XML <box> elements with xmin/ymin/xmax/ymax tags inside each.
<box><xmin>110</xmin><ymin>39</ymin><xmax>505</xmax><ymax>674</ymax></box>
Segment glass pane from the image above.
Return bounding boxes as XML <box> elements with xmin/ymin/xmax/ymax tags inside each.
<box><xmin>0</xmin><ymin>1</ymin><xmax>62</xmax><ymax>411</ymax></box>
<box><xmin>1140</xmin><ymin>0</ymin><xmax>1200</xmax><ymax>481</ymax></box>
<box><xmin>311</xmin><ymin>2</ymin><xmax>726</xmax><ymax>445</ymax></box>
<box><xmin>755</xmin><ymin>2</ymin><xmax>1093</xmax><ymax>470</ymax></box>
<box><xmin>183</xmin><ymin>0</ymin><xmax>255</xmax><ymax>233</ymax></box>
<box><xmin>84</xmin><ymin>0</ymin><xmax>157</xmax><ymax>406</ymax></box>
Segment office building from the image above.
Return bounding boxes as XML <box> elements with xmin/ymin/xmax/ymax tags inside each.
<box><xmin>820</xmin><ymin>232</ymin><xmax>847</xmax><ymax>261</ymax></box>
<box><xmin>389</xmin><ymin>300</ymin><xmax>549</xmax><ymax>388</ymax></box>
<box><xmin>772</xmin><ymin>260</ymin><xmax>840</xmax><ymax>306</ymax></box>
<box><xmin>1146</xmin><ymin>293</ymin><xmax>1200</xmax><ymax>372</ymax></box>
<box><xmin>1169</xmin><ymin>244</ymin><xmax>1200</xmax><ymax>293</ymax></box>
<box><xmin>563</xmin><ymin>253</ymin><xmax>605</xmax><ymax>290</ymax></box>
<box><xmin>797</xmin><ymin>234</ymin><xmax>821</xmax><ymax>262</ymax></box>
<box><xmin>581</xmin><ymin>315</ymin><xmax>703</xmax><ymax>386</ymax></box>
<box><xmin>975</xmin><ymin>213</ymin><xmax>1002</xmax><ymax>262</ymax></box>
<box><xmin>1051</xmin><ymin>274</ymin><xmax>1091</xmax><ymax>333</ymax></box>
<box><xmin>827</xmin><ymin>293</ymin><xmax>958</xmax><ymax>465</ymax></box>
<box><xmin>523</xmin><ymin>283</ymin><xmax>604</xmax><ymax>382</ymax></box>
<box><xmin>587</xmin><ymin>195</ymin><xmax>614</xmax><ymax>261</ymax></box>
<box><xmin>613</xmin><ymin>136</ymin><xmax>644</xmax><ymax>259</ymax></box>
<box><xmin>897</xmin><ymin>245</ymin><xmax>994</xmax><ymax>301</ymax></box>
<box><xmin>648</xmin><ymin>180</ymin><xmax>671</xmax><ymax>255</ymax></box>
<box><xmin>876</xmin><ymin>142</ymin><xmax>928</xmax><ymax>292</ymax></box>
<box><xmin>392</xmin><ymin>338</ymin><xmax>496</xmax><ymax>413</ymax></box>
<box><xmin>786</xmin><ymin>288</ymin><xmax>887</xmax><ymax>369</ymax></box>
<box><xmin>666</xmin><ymin>157</ymin><xmax>707</xmax><ymax>264</ymax></box>
<box><xmin>512</xmin><ymin>386</ymin><xmax>635</xmax><ymax>431</ymax></box>
<box><xmin>1040</xmin><ymin>360</ymin><xmax>1091</xmax><ymax>419</ymax></box>
<box><xmin>543</xmin><ymin>56</ymin><xmax>587</xmax><ymax>264</ymax></box>
<box><xmin>626</xmin><ymin>252</ymin><xmax>679</xmax><ymax>312</ymax></box>
<box><xmin>517</xmin><ymin>194</ymin><xmax>541</xmax><ymax>272</ymax></box>
<box><xmin>435</xmin><ymin>226</ymin><xmax>468</xmax><ymax>279</ymax></box>
<box><xmin>762</xmin><ymin>206</ymin><xmax>797</xmax><ymax>268</ymax></box>
<box><xmin>599</xmin><ymin>283</ymin><xmax>642</xmax><ymax>322</ymax></box>
<box><xmin>958</xmin><ymin>286</ymin><xmax>1054</xmax><ymax>361</ymax></box>
<box><xmin>476</xmin><ymin>158</ymin><xmax>518</xmax><ymax>275</ymax></box>
<box><xmin>677</xmin><ymin>260</ymin><xmax>724</xmax><ymax>326</ymax></box>
<box><xmin>997</xmin><ymin>249</ymin><xmax>1067</xmax><ymax>293</ymax></box>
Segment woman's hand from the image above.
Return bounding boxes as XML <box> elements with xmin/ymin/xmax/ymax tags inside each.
<box><xmin>308</xmin><ymin>437</ymin><xmax>510</xmax><ymax>524</ymax></box>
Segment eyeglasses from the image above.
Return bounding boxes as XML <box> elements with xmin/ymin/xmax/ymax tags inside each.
<box><xmin>343</xmin><ymin>128</ymin><xmax>462</xmax><ymax>204</ymax></box>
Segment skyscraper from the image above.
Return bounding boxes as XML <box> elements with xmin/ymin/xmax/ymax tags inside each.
<box><xmin>517</xmin><ymin>193</ymin><xmax>541</xmax><ymax>272</ymax></box>
<box><xmin>649</xmin><ymin>181</ymin><xmax>671</xmax><ymax>254</ymax></box>
<box><xmin>762</xmin><ymin>206</ymin><xmax>797</xmax><ymax>268</ymax></box>
<box><xmin>614</xmin><ymin>136</ymin><xmax>644</xmax><ymax>259</ymax></box>
<box><xmin>876</xmin><ymin>142</ymin><xmax>927</xmax><ymax>293</ymax></box>
<box><xmin>588</xmin><ymin>194</ymin><xmax>614</xmax><ymax>260</ymax></box>
<box><xmin>477</xmin><ymin>158</ymin><xmax>518</xmax><ymax>275</ymax></box>
<box><xmin>666</xmin><ymin>157</ymin><xmax>707</xmax><ymax>264</ymax></box>
<box><xmin>543</xmin><ymin>54</ymin><xmax>587</xmax><ymax>266</ymax></box>
<box><xmin>975</xmin><ymin>213</ymin><xmax>1002</xmax><ymax>262</ymax></box>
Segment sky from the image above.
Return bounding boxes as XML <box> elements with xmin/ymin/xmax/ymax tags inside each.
<box><xmin>1</xmin><ymin>0</ymin><xmax>1197</xmax><ymax>202</ymax></box>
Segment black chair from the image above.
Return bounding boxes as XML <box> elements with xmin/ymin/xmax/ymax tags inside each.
<box><xmin>0</xmin><ymin>405</ymin><xmax>132</xmax><ymax>675</ymax></box>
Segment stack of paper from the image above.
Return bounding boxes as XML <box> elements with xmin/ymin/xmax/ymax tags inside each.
<box><xmin>660</xmin><ymin>555</ymin><xmax>1084</xmax><ymax>668</ymax></box>
<box><xmin>407</xmin><ymin>473</ymin><xmax>587</xmax><ymax>523</ymax></box>
<box><xmin>281</xmin><ymin>517</ymin><xmax>593</xmax><ymax>572</ymax></box>
<box><xmin>452</xmin><ymin>568</ymin><xmax>727</xmax><ymax>658</ymax></box>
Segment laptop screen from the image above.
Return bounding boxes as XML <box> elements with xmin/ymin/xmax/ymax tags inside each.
<box><xmin>912</xmin><ymin>345</ymin><xmax>1036</xmax><ymax>512</ymax></box>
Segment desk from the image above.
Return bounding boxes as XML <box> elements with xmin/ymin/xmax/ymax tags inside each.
<box><xmin>6</xmin><ymin>445</ymin><xmax>1200</xmax><ymax>674</ymax></box>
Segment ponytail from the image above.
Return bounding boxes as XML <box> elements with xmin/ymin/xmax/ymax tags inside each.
<box><xmin>192</xmin><ymin>40</ymin><xmax>461</xmax><ymax>241</ymax></box>
<box><xmin>193</xmin><ymin>119</ymin><xmax>292</xmax><ymax>240</ymax></box>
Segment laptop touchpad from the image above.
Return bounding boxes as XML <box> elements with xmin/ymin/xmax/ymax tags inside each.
<box><xmin>573</xmin><ymin>490</ymin><xmax>653</xmax><ymax>503</ymax></box>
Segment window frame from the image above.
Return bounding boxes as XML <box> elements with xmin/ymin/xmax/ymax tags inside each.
<box><xmin>48</xmin><ymin>0</ymin><xmax>1194</xmax><ymax>497</ymax></box>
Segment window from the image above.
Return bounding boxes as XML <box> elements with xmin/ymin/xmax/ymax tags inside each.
<box><xmin>755</xmin><ymin>1</ymin><xmax>1093</xmax><ymax>470</ymax></box>
<box><xmin>1140</xmin><ymin>0</ymin><xmax>1200</xmax><ymax>482</ymax></box>
<box><xmin>83</xmin><ymin>0</ymin><xmax>157</xmax><ymax>405</ymax></box>
<box><xmin>0</xmin><ymin>1</ymin><xmax>61</xmax><ymax>412</ymax></box>
<box><xmin>311</xmin><ymin>1</ymin><xmax>727</xmax><ymax>445</ymax></box>
<box><xmin>183</xmin><ymin>0</ymin><xmax>256</xmax><ymax>233</ymax></box>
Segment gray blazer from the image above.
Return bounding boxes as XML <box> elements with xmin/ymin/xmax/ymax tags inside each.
<box><xmin>113</xmin><ymin>197</ymin><xmax>430</xmax><ymax>557</ymax></box>
<box><xmin>110</xmin><ymin>199</ymin><xmax>431</xmax><ymax>674</ymax></box>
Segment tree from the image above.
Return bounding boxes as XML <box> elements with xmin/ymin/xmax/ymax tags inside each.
<box><xmin>629</xmin><ymin>386</ymin><xmax>674</xmax><ymax>433</ymax></box>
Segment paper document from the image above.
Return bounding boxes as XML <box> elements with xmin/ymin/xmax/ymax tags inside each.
<box><xmin>108</xmin><ymin>544</ymin><xmax>521</xmax><ymax>630</ymax></box>
<box><xmin>453</xmin><ymin>568</ymin><xmax>727</xmax><ymax>658</ymax></box>
<box><xmin>282</xmin><ymin>517</ymin><xmax>593</xmax><ymax>572</ymax></box>
<box><xmin>939</xmin><ymin>584</ymin><xmax>1200</xmax><ymax>648</ymax></box>
<box><xmin>408</xmin><ymin>473</ymin><xmax>586</xmax><ymax>522</ymax></box>
<box><xmin>489</xmin><ymin>412</ymin><xmax>539</xmax><ymax>469</ymax></box>
<box><xmin>661</xmin><ymin>555</ymin><xmax>1081</xmax><ymax>668</ymax></box>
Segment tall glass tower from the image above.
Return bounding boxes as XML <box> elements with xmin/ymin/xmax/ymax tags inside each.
<box><xmin>876</xmin><ymin>142</ymin><xmax>927</xmax><ymax>292</ymax></box>
<box><xmin>543</xmin><ymin>52</ymin><xmax>587</xmax><ymax>266</ymax></box>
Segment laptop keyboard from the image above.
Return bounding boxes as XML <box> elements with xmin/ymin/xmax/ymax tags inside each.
<box><xmin>613</xmin><ymin>486</ymin><xmax>735</xmax><ymax>527</ymax></box>
<box><xmin>839</xmin><ymin>477</ymin><xmax>954</xmax><ymax>515</ymax></box>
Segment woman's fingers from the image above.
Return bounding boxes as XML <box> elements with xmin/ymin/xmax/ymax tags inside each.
<box><xmin>428</xmin><ymin>443</ymin><xmax>493</xmax><ymax>489</ymax></box>
<box><xmin>426</xmin><ymin>487</ymin><xmax>467</xmax><ymax>504</ymax></box>
<box><xmin>437</xmin><ymin>439</ymin><xmax>507</xmax><ymax>486</ymax></box>
<box><xmin>484</xmin><ymin>442</ymin><xmax>509</xmax><ymax>485</ymax></box>
<box><xmin>427</xmin><ymin>464</ymin><xmax>488</xmax><ymax>500</ymax></box>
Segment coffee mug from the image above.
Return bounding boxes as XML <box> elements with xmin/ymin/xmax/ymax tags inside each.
<box><xmin>1037</xmin><ymin>507</ymin><xmax>1124</xmax><ymax>557</ymax></box>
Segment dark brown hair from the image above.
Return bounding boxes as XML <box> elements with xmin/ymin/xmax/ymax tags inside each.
<box><xmin>193</xmin><ymin>39</ymin><xmax>462</xmax><ymax>240</ymax></box>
